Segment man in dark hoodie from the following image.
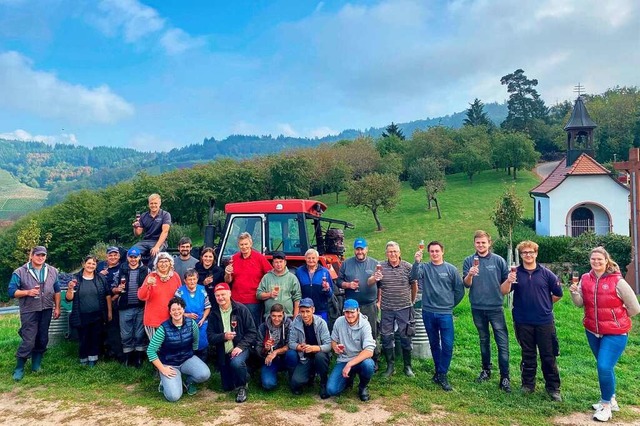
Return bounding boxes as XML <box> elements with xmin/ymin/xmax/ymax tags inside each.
<box><xmin>411</xmin><ymin>241</ymin><xmax>464</xmax><ymax>392</ymax></box>
<box><xmin>255</xmin><ymin>303</ymin><xmax>298</xmax><ymax>390</ymax></box>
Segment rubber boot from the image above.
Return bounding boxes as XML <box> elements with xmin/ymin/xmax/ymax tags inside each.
<box><xmin>31</xmin><ymin>352</ymin><xmax>43</xmax><ymax>372</ymax></box>
<box><xmin>382</xmin><ymin>348</ymin><xmax>395</xmax><ymax>378</ymax></box>
<box><xmin>134</xmin><ymin>351</ymin><xmax>144</xmax><ymax>369</ymax></box>
<box><xmin>13</xmin><ymin>358</ymin><xmax>26</xmax><ymax>381</ymax></box>
<box><xmin>402</xmin><ymin>349</ymin><xmax>415</xmax><ymax>377</ymax></box>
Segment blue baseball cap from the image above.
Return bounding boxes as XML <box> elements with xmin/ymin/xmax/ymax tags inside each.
<box><xmin>299</xmin><ymin>298</ymin><xmax>315</xmax><ymax>308</ymax></box>
<box><xmin>353</xmin><ymin>238</ymin><xmax>367</xmax><ymax>249</ymax></box>
<box><xmin>127</xmin><ymin>247</ymin><xmax>141</xmax><ymax>257</ymax></box>
<box><xmin>343</xmin><ymin>299</ymin><xmax>359</xmax><ymax>311</ymax></box>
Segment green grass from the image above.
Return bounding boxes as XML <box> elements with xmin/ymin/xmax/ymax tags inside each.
<box><xmin>1</xmin><ymin>168</ymin><xmax>638</xmax><ymax>424</ymax></box>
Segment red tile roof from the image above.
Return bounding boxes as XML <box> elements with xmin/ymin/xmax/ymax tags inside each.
<box><xmin>530</xmin><ymin>153</ymin><xmax>616</xmax><ymax>195</ymax></box>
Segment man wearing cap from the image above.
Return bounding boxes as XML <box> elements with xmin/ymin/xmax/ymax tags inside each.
<box><xmin>256</xmin><ymin>251</ymin><xmax>302</xmax><ymax>320</ymax></box>
<box><xmin>327</xmin><ymin>299</ymin><xmax>376</xmax><ymax>401</ymax></box>
<box><xmin>173</xmin><ymin>237</ymin><xmax>198</xmax><ymax>285</ymax></box>
<box><xmin>255</xmin><ymin>303</ymin><xmax>298</xmax><ymax>390</ymax></box>
<box><xmin>208</xmin><ymin>282</ymin><xmax>257</xmax><ymax>403</ymax></box>
<box><xmin>113</xmin><ymin>247</ymin><xmax>149</xmax><ymax>368</ymax></box>
<box><xmin>8</xmin><ymin>246</ymin><xmax>61</xmax><ymax>381</ymax></box>
<box><xmin>98</xmin><ymin>246</ymin><xmax>124</xmax><ymax>363</ymax></box>
<box><xmin>132</xmin><ymin>193</ymin><xmax>171</xmax><ymax>263</ymax></box>
<box><xmin>376</xmin><ymin>241</ymin><xmax>417</xmax><ymax>378</ymax></box>
<box><xmin>289</xmin><ymin>298</ymin><xmax>332</xmax><ymax>398</ymax></box>
<box><xmin>224</xmin><ymin>232</ymin><xmax>272</xmax><ymax>327</ymax></box>
<box><xmin>337</xmin><ymin>238</ymin><xmax>380</xmax><ymax>368</ymax></box>
<box><xmin>411</xmin><ymin>241</ymin><xmax>465</xmax><ymax>391</ymax></box>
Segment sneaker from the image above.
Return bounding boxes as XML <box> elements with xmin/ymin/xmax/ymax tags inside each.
<box><xmin>548</xmin><ymin>390</ymin><xmax>562</xmax><ymax>402</ymax></box>
<box><xmin>475</xmin><ymin>369</ymin><xmax>491</xmax><ymax>383</ymax></box>
<box><xmin>499</xmin><ymin>377</ymin><xmax>512</xmax><ymax>393</ymax></box>
<box><xmin>438</xmin><ymin>374</ymin><xmax>452</xmax><ymax>392</ymax></box>
<box><xmin>236</xmin><ymin>386</ymin><xmax>248</xmax><ymax>403</ymax></box>
<box><xmin>593</xmin><ymin>405</ymin><xmax>612</xmax><ymax>422</ymax></box>
<box><xmin>592</xmin><ymin>400</ymin><xmax>620</xmax><ymax>412</ymax></box>
<box><xmin>431</xmin><ymin>373</ymin><xmax>441</xmax><ymax>385</ymax></box>
<box><xmin>186</xmin><ymin>382</ymin><xmax>197</xmax><ymax>396</ymax></box>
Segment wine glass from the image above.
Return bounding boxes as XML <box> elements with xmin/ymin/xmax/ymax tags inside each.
<box><xmin>119</xmin><ymin>277</ymin><xmax>127</xmax><ymax>294</ymax></box>
<box><xmin>418</xmin><ymin>240</ymin><xmax>425</xmax><ymax>250</ymax></box>
<box><xmin>273</xmin><ymin>284</ymin><xmax>280</xmax><ymax>300</ymax></box>
<box><xmin>510</xmin><ymin>262</ymin><xmax>518</xmax><ymax>284</ymax></box>
<box><xmin>353</xmin><ymin>278</ymin><xmax>360</xmax><ymax>292</ymax></box>
<box><xmin>33</xmin><ymin>283</ymin><xmax>41</xmax><ymax>299</ymax></box>
<box><xmin>572</xmin><ymin>271</ymin><xmax>579</xmax><ymax>285</ymax></box>
<box><xmin>321</xmin><ymin>275</ymin><xmax>330</xmax><ymax>291</ymax></box>
<box><xmin>230</xmin><ymin>315</ymin><xmax>238</xmax><ymax>333</ymax></box>
<box><xmin>69</xmin><ymin>279</ymin><xmax>78</xmax><ymax>294</ymax></box>
<box><xmin>473</xmin><ymin>256</ymin><xmax>480</xmax><ymax>275</ymax></box>
<box><xmin>300</xmin><ymin>339</ymin><xmax>307</xmax><ymax>361</ymax></box>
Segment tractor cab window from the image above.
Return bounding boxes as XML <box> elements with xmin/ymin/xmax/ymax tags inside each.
<box><xmin>221</xmin><ymin>216</ymin><xmax>264</xmax><ymax>257</ymax></box>
<box><xmin>267</xmin><ymin>213</ymin><xmax>303</xmax><ymax>254</ymax></box>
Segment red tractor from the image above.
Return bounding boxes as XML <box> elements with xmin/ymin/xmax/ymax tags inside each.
<box><xmin>205</xmin><ymin>199</ymin><xmax>353</xmax><ymax>279</ymax></box>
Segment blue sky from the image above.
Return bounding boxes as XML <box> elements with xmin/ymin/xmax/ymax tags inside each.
<box><xmin>0</xmin><ymin>0</ymin><xmax>638</xmax><ymax>151</ymax></box>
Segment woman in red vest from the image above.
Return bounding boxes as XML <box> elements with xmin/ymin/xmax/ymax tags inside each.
<box><xmin>570</xmin><ymin>247</ymin><xmax>640</xmax><ymax>422</ymax></box>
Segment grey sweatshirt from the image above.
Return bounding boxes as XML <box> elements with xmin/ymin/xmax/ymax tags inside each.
<box><xmin>462</xmin><ymin>252</ymin><xmax>508</xmax><ymax>310</ymax></box>
<box><xmin>331</xmin><ymin>313</ymin><xmax>376</xmax><ymax>363</ymax></box>
<box><xmin>411</xmin><ymin>261</ymin><xmax>465</xmax><ymax>314</ymax></box>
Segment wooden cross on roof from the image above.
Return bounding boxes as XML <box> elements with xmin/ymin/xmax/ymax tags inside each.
<box><xmin>574</xmin><ymin>83</ymin><xmax>585</xmax><ymax>96</ymax></box>
<box><xmin>614</xmin><ymin>147</ymin><xmax>640</xmax><ymax>293</ymax></box>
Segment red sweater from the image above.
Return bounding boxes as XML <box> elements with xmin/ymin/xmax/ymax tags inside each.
<box><xmin>581</xmin><ymin>271</ymin><xmax>632</xmax><ymax>335</ymax></box>
<box><xmin>230</xmin><ymin>250</ymin><xmax>272</xmax><ymax>304</ymax></box>
<box><xmin>137</xmin><ymin>272</ymin><xmax>181</xmax><ymax>327</ymax></box>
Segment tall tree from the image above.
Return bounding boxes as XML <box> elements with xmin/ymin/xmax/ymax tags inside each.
<box><xmin>464</xmin><ymin>98</ymin><xmax>493</xmax><ymax>127</ymax></box>
<box><xmin>451</xmin><ymin>126</ymin><xmax>492</xmax><ymax>182</ymax></box>
<box><xmin>346</xmin><ymin>173</ymin><xmax>400</xmax><ymax>231</ymax></box>
<box><xmin>492</xmin><ymin>131</ymin><xmax>540</xmax><ymax>179</ymax></box>
<box><xmin>382</xmin><ymin>122</ymin><xmax>405</xmax><ymax>140</ymax></box>
<box><xmin>500</xmin><ymin>69</ymin><xmax>548</xmax><ymax>132</ymax></box>
<box><xmin>408</xmin><ymin>157</ymin><xmax>446</xmax><ymax>218</ymax></box>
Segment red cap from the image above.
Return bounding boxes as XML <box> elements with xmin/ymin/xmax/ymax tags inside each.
<box><xmin>214</xmin><ymin>282</ymin><xmax>230</xmax><ymax>293</ymax></box>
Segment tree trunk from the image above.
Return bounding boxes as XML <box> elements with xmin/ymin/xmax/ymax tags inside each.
<box><xmin>372</xmin><ymin>208</ymin><xmax>383</xmax><ymax>231</ymax></box>
<box><xmin>335</xmin><ymin>191</ymin><xmax>339</xmax><ymax>203</ymax></box>
<box><xmin>513</xmin><ymin>167</ymin><xmax>518</xmax><ymax>180</ymax></box>
<box><xmin>434</xmin><ymin>197</ymin><xmax>442</xmax><ymax>219</ymax></box>
<box><xmin>425</xmin><ymin>188</ymin><xmax>432</xmax><ymax>210</ymax></box>
<box><xmin>507</xmin><ymin>166</ymin><xmax>512</xmax><ymax>176</ymax></box>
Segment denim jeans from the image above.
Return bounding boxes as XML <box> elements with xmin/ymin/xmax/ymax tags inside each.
<box><xmin>471</xmin><ymin>308</ymin><xmax>510</xmax><ymax>377</ymax></box>
<box><xmin>586</xmin><ymin>331</ymin><xmax>628</xmax><ymax>402</ymax></box>
<box><xmin>514</xmin><ymin>322</ymin><xmax>560</xmax><ymax>391</ymax></box>
<box><xmin>160</xmin><ymin>355</ymin><xmax>211</xmax><ymax>402</ymax></box>
<box><xmin>326</xmin><ymin>358</ymin><xmax>375</xmax><ymax>396</ymax></box>
<box><xmin>119</xmin><ymin>307</ymin><xmax>146</xmax><ymax>352</ymax></box>
<box><xmin>422</xmin><ymin>311</ymin><xmax>455</xmax><ymax>375</ymax></box>
<box><xmin>260</xmin><ymin>349</ymin><xmax>298</xmax><ymax>390</ymax></box>
<box><xmin>219</xmin><ymin>349</ymin><xmax>251</xmax><ymax>391</ymax></box>
<box><xmin>290</xmin><ymin>351</ymin><xmax>330</xmax><ymax>391</ymax></box>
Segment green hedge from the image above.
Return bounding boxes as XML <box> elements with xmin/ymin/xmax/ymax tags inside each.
<box><xmin>493</xmin><ymin>229</ymin><xmax>631</xmax><ymax>275</ymax></box>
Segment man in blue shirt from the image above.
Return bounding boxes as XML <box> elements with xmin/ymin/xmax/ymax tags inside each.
<box><xmin>8</xmin><ymin>246</ymin><xmax>61</xmax><ymax>381</ymax></box>
<box><xmin>505</xmin><ymin>240</ymin><xmax>563</xmax><ymax>402</ymax></box>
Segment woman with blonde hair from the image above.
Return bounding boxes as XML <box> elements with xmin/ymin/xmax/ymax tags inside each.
<box><xmin>138</xmin><ymin>252</ymin><xmax>182</xmax><ymax>340</ymax></box>
<box><xmin>570</xmin><ymin>246</ymin><xmax>640</xmax><ymax>422</ymax></box>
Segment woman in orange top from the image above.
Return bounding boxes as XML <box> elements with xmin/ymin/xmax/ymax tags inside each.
<box><xmin>138</xmin><ymin>252</ymin><xmax>182</xmax><ymax>340</ymax></box>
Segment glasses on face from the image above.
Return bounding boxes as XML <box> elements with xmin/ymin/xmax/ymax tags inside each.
<box><xmin>521</xmin><ymin>251</ymin><xmax>536</xmax><ymax>256</ymax></box>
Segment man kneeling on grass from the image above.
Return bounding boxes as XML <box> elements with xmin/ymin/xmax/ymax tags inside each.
<box><xmin>327</xmin><ymin>299</ymin><xmax>376</xmax><ymax>401</ymax></box>
<box><xmin>147</xmin><ymin>297</ymin><xmax>211</xmax><ymax>402</ymax></box>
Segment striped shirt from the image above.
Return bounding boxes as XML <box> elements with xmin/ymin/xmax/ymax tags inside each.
<box><xmin>379</xmin><ymin>259</ymin><xmax>413</xmax><ymax>311</ymax></box>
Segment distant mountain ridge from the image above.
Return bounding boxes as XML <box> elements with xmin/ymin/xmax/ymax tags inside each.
<box><xmin>0</xmin><ymin>102</ymin><xmax>508</xmax><ymax>205</ymax></box>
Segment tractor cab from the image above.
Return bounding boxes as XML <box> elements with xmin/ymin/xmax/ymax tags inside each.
<box><xmin>207</xmin><ymin>199</ymin><xmax>353</xmax><ymax>277</ymax></box>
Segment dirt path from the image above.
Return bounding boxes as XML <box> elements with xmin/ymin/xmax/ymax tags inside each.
<box><xmin>1</xmin><ymin>389</ymin><xmax>638</xmax><ymax>425</ymax></box>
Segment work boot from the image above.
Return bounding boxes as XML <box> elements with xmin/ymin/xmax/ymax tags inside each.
<box><xmin>382</xmin><ymin>348</ymin><xmax>395</xmax><ymax>378</ymax></box>
<box><xmin>31</xmin><ymin>353</ymin><xmax>43</xmax><ymax>372</ymax></box>
<box><xmin>134</xmin><ymin>351</ymin><xmax>144</xmax><ymax>369</ymax></box>
<box><xmin>124</xmin><ymin>352</ymin><xmax>132</xmax><ymax>367</ymax></box>
<box><xmin>402</xmin><ymin>349</ymin><xmax>415</xmax><ymax>377</ymax></box>
<box><xmin>358</xmin><ymin>385</ymin><xmax>370</xmax><ymax>402</ymax></box>
<box><xmin>13</xmin><ymin>358</ymin><xmax>26</xmax><ymax>381</ymax></box>
<box><xmin>499</xmin><ymin>377</ymin><xmax>512</xmax><ymax>393</ymax></box>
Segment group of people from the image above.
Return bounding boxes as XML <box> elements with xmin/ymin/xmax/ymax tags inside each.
<box><xmin>7</xmin><ymin>193</ymin><xmax>639</xmax><ymax>423</ymax></box>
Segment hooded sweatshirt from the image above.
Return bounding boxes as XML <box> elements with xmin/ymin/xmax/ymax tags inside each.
<box><xmin>331</xmin><ymin>313</ymin><xmax>376</xmax><ymax>363</ymax></box>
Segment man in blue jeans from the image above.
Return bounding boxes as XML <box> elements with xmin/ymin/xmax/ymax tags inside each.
<box><xmin>327</xmin><ymin>299</ymin><xmax>376</xmax><ymax>401</ymax></box>
<box><xmin>255</xmin><ymin>303</ymin><xmax>298</xmax><ymax>390</ymax></box>
<box><xmin>463</xmin><ymin>230</ymin><xmax>512</xmax><ymax>392</ymax></box>
<box><xmin>411</xmin><ymin>241</ymin><xmax>464</xmax><ymax>391</ymax></box>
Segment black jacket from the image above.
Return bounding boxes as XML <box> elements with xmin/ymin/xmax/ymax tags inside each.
<box><xmin>69</xmin><ymin>272</ymin><xmax>110</xmax><ymax>327</ymax></box>
<box><xmin>207</xmin><ymin>300</ymin><xmax>257</xmax><ymax>368</ymax></box>
<box><xmin>115</xmin><ymin>263</ymin><xmax>149</xmax><ymax>309</ymax></box>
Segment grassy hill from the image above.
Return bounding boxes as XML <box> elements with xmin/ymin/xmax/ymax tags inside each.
<box><xmin>316</xmin><ymin>169</ymin><xmax>538</xmax><ymax>268</ymax></box>
<box><xmin>0</xmin><ymin>169</ymin><xmax>48</xmax><ymax>222</ymax></box>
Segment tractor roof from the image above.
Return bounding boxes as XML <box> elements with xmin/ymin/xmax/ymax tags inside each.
<box><xmin>224</xmin><ymin>199</ymin><xmax>327</xmax><ymax>216</ymax></box>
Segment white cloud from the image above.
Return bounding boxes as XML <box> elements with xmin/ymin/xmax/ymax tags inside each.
<box><xmin>160</xmin><ymin>28</ymin><xmax>206</xmax><ymax>55</ymax></box>
<box><xmin>96</xmin><ymin>0</ymin><xmax>164</xmax><ymax>42</ymax></box>
<box><xmin>92</xmin><ymin>0</ymin><xmax>203</xmax><ymax>55</ymax></box>
<box><xmin>307</xmin><ymin>126</ymin><xmax>336</xmax><ymax>138</ymax></box>
<box><xmin>277</xmin><ymin>123</ymin><xmax>299</xmax><ymax>137</ymax></box>
<box><xmin>0</xmin><ymin>129</ymin><xmax>78</xmax><ymax>145</ymax></box>
<box><xmin>0</xmin><ymin>51</ymin><xmax>135</xmax><ymax>124</ymax></box>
